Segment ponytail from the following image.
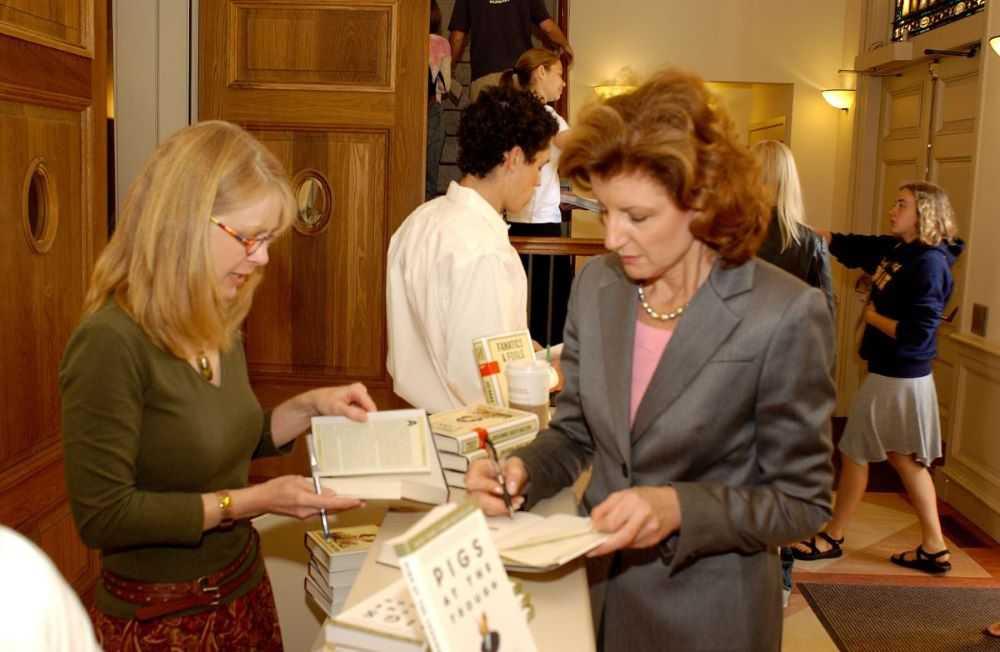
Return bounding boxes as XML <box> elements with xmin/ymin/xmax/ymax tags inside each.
<box><xmin>503</xmin><ymin>48</ymin><xmax>560</xmax><ymax>91</ymax></box>
<box><xmin>499</xmin><ymin>68</ymin><xmax>519</xmax><ymax>89</ymax></box>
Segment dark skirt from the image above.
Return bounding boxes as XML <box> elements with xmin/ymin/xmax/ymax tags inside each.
<box><xmin>89</xmin><ymin>572</ymin><xmax>283</xmax><ymax>652</ymax></box>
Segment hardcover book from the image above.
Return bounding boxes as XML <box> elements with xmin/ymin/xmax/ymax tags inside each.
<box><xmin>304</xmin><ymin>525</ymin><xmax>379</xmax><ymax>573</ymax></box>
<box><xmin>429</xmin><ymin>404</ymin><xmax>538</xmax><ymax>456</ymax></box>
<box><xmin>311</xmin><ymin>410</ymin><xmax>449</xmax><ymax>508</ymax></box>
<box><xmin>471</xmin><ymin>330</ymin><xmax>535</xmax><ymax>407</ymax></box>
<box><xmin>438</xmin><ymin>431</ymin><xmax>538</xmax><ymax>473</ymax></box>
<box><xmin>394</xmin><ymin>503</ymin><xmax>537</xmax><ymax>652</ymax></box>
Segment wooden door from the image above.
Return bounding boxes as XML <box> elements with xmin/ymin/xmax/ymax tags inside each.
<box><xmin>199</xmin><ymin>0</ymin><xmax>427</xmax><ymax>477</ymax></box>
<box><xmin>839</xmin><ymin>61</ymin><xmax>933</xmax><ymax>411</ymax></box>
<box><xmin>847</xmin><ymin>53</ymin><xmax>980</xmax><ymax>443</ymax></box>
<box><xmin>0</xmin><ymin>0</ymin><xmax>107</xmax><ymax>595</ymax></box>
<box><xmin>926</xmin><ymin>52</ymin><xmax>980</xmax><ymax>445</ymax></box>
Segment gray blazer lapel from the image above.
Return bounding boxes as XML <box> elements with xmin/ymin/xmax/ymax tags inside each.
<box><xmin>631</xmin><ymin>261</ymin><xmax>755</xmax><ymax>442</ymax></box>
<box><xmin>599</xmin><ymin>271</ymin><xmax>636</xmax><ymax>467</ymax></box>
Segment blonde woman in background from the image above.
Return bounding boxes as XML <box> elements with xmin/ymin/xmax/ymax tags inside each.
<box><xmin>752</xmin><ymin>140</ymin><xmax>835</xmax><ymax>315</ymax></box>
<box><xmin>501</xmin><ymin>48</ymin><xmax>572</xmax><ymax>345</ymax></box>
<box><xmin>61</xmin><ymin>121</ymin><xmax>376</xmax><ymax>650</ymax></box>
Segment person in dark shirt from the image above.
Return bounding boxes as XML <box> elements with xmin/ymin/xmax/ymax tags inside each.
<box><xmin>753</xmin><ymin>140</ymin><xmax>835</xmax><ymax>316</ymax></box>
<box><xmin>449</xmin><ymin>0</ymin><xmax>573</xmax><ymax>100</ymax></box>
<box><xmin>792</xmin><ymin>181</ymin><xmax>965</xmax><ymax>576</ymax></box>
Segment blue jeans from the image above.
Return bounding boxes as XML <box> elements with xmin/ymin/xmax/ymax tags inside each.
<box><xmin>780</xmin><ymin>546</ymin><xmax>795</xmax><ymax>590</ymax></box>
<box><xmin>426</xmin><ymin>101</ymin><xmax>445</xmax><ymax>200</ymax></box>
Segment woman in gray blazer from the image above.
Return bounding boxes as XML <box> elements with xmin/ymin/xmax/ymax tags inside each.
<box><xmin>467</xmin><ymin>69</ymin><xmax>836</xmax><ymax>651</ymax></box>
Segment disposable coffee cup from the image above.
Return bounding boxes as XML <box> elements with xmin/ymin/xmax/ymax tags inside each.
<box><xmin>505</xmin><ymin>359</ymin><xmax>551</xmax><ymax>429</ymax></box>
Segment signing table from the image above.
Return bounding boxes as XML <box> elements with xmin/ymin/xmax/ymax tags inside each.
<box><xmin>308</xmin><ymin>487</ymin><xmax>596</xmax><ymax>651</ymax></box>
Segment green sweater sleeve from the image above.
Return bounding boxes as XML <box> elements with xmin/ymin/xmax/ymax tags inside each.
<box><xmin>60</xmin><ymin>320</ymin><xmax>204</xmax><ymax>550</ymax></box>
<box><xmin>251</xmin><ymin>408</ymin><xmax>294</xmax><ymax>459</ymax></box>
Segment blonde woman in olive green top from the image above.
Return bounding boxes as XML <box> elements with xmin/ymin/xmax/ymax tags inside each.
<box><xmin>60</xmin><ymin>121</ymin><xmax>376</xmax><ymax>651</ymax></box>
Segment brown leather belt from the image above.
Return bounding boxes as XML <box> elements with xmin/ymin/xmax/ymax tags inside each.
<box><xmin>102</xmin><ymin>529</ymin><xmax>261</xmax><ymax>621</ymax></box>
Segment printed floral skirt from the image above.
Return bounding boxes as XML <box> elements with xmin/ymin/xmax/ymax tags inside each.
<box><xmin>89</xmin><ymin>573</ymin><xmax>284</xmax><ymax>652</ymax></box>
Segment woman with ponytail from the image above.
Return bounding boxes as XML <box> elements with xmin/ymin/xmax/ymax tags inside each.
<box><xmin>501</xmin><ymin>48</ymin><xmax>572</xmax><ymax>345</ymax></box>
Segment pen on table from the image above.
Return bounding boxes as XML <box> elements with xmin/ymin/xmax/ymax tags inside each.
<box><xmin>305</xmin><ymin>434</ymin><xmax>331</xmax><ymax>540</ymax></box>
<box><xmin>485</xmin><ymin>439</ymin><xmax>515</xmax><ymax>519</ymax></box>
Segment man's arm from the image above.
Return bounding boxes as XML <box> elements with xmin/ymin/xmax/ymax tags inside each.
<box><xmin>538</xmin><ymin>19</ymin><xmax>573</xmax><ymax>61</ymax></box>
<box><xmin>449</xmin><ymin>30</ymin><xmax>468</xmax><ymax>71</ymax></box>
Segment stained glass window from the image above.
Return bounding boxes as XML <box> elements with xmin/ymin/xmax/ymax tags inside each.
<box><xmin>892</xmin><ymin>0</ymin><xmax>987</xmax><ymax>41</ymax></box>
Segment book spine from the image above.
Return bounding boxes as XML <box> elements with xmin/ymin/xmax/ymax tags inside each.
<box><xmin>457</xmin><ymin>420</ymin><xmax>538</xmax><ymax>455</ymax></box>
<box><xmin>304</xmin><ymin>533</ymin><xmax>332</xmax><ymax>567</ymax></box>
<box><xmin>473</xmin><ymin>340</ymin><xmax>504</xmax><ymax>407</ymax></box>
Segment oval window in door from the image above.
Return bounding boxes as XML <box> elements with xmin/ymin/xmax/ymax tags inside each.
<box><xmin>293</xmin><ymin>170</ymin><xmax>333</xmax><ymax>236</ymax></box>
<box><xmin>22</xmin><ymin>158</ymin><xmax>59</xmax><ymax>254</ymax></box>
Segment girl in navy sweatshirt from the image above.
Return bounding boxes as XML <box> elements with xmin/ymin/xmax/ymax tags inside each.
<box><xmin>792</xmin><ymin>181</ymin><xmax>964</xmax><ymax>574</ymax></box>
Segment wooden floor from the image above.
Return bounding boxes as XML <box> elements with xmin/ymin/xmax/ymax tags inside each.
<box><xmin>782</xmin><ymin>491</ymin><xmax>1000</xmax><ymax>651</ymax></box>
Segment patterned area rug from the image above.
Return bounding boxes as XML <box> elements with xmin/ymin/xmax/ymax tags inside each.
<box><xmin>798</xmin><ymin>582</ymin><xmax>1000</xmax><ymax>651</ymax></box>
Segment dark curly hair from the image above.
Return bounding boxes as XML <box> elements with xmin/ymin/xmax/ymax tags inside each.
<box><xmin>560</xmin><ymin>69</ymin><xmax>769</xmax><ymax>266</ymax></box>
<box><xmin>457</xmin><ymin>85</ymin><xmax>558</xmax><ymax>178</ymax></box>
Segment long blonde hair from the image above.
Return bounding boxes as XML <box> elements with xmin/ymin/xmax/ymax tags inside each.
<box><xmin>752</xmin><ymin>140</ymin><xmax>805</xmax><ymax>251</ymax></box>
<box><xmin>898</xmin><ymin>181</ymin><xmax>958</xmax><ymax>246</ymax></box>
<box><xmin>83</xmin><ymin>121</ymin><xmax>296</xmax><ymax>357</ymax></box>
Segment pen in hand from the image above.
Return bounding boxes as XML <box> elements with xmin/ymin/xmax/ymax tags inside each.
<box><xmin>485</xmin><ymin>439</ymin><xmax>514</xmax><ymax>519</ymax></box>
<box><xmin>305</xmin><ymin>434</ymin><xmax>331</xmax><ymax>540</ymax></box>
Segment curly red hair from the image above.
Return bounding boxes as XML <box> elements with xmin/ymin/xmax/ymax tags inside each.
<box><xmin>560</xmin><ymin>69</ymin><xmax>768</xmax><ymax>265</ymax></box>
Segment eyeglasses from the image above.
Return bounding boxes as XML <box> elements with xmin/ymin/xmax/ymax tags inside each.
<box><xmin>209</xmin><ymin>216</ymin><xmax>273</xmax><ymax>256</ymax></box>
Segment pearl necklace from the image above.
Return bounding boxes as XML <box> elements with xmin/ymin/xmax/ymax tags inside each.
<box><xmin>637</xmin><ymin>285</ymin><xmax>688</xmax><ymax>321</ymax></box>
<box><xmin>196</xmin><ymin>352</ymin><xmax>213</xmax><ymax>382</ymax></box>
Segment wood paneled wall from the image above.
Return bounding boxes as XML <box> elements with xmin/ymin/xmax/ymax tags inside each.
<box><xmin>0</xmin><ymin>0</ymin><xmax>107</xmax><ymax>596</ymax></box>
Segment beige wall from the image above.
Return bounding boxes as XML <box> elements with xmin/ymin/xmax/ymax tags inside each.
<box><xmin>964</xmin><ymin>4</ymin><xmax>1000</xmax><ymax>342</ymax></box>
<box><xmin>568</xmin><ymin>0</ymin><xmax>852</xmax><ymax>231</ymax></box>
<box><xmin>113</xmin><ymin>0</ymin><xmax>194</xmax><ymax>214</ymax></box>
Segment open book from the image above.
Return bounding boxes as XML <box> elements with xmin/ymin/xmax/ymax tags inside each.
<box><xmin>311</xmin><ymin>410</ymin><xmax>449</xmax><ymax>508</ymax></box>
<box><xmin>378</xmin><ymin>506</ymin><xmax>609</xmax><ymax>574</ymax></box>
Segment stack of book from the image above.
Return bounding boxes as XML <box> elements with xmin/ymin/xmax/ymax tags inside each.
<box><xmin>303</xmin><ymin>524</ymin><xmax>378</xmax><ymax>617</ymax></box>
<box><xmin>429</xmin><ymin>405</ymin><xmax>539</xmax><ymax>489</ymax></box>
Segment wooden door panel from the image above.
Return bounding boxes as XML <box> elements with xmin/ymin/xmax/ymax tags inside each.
<box><xmin>0</xmin><ymin>101</ymin><xmax>88</xmax><ymax>466</ymax></box>
<box><xmin>248</xmin><ymin>128</ymin><xmax>388</xmax><ymax>381</ymax></box>
<box><xmin>0</xmin><ymin>0</ymin><xmax>106</xmax><ymax>598</ymax></box>
<box><xmin>0</xmin><ymin>0</ymin><xmax>92</xmax><ymax>54</ymax></box>
<box><xmin>232</xmin><ymin>2</ymin><xmax>394</xmax><ymax>90</ymax></box>
<box><xmin>928</xmin><ymin>54</ymin><xmax>980</xmax><ymax>441</ymax></box>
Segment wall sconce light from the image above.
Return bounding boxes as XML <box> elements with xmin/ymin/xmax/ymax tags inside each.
<box><xmin>592</xmin><ymin>84</ymin><xmax>637</xmax><ymax>99</ymax></box>
<box><xmin>990</xmin><ymin>35</ymin><xmax>999</xmax><ymax>57</ymax></box>
<box><xmin>593</xmin><ymin>66</ymin><xmax>639</xmax><ymax>100</ymax></box>
<box><xmin>822</xmin><ymin>89</ymin><xmax>855</xmax><ymax>111</ymax></box>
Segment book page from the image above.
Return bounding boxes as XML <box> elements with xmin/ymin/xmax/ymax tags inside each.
<box><xmin>492</xmin><ymin>514</ymin><xmax>610</xmax><ymax>571</ymax></box>
<box><xmin>312</xmin><ymin>411</ymin><xmax>429</xmax><ymax>476</ymax></box>
<box><xmin>329</xmin><ymin>577</ymin><xmax>424</xmax><ymax>646</ymax></box>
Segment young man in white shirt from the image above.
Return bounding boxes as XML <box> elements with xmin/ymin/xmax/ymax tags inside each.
<box><xmin>387</xmin><ymin>85</ymin><xmax>559</xmax><ymax>412</ymax></box>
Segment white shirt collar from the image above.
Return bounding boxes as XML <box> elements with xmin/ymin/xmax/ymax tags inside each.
<box><xmin>445</xmin><ymin>181</ymin><xmax>511</xmax><ymax>237</ymax></box>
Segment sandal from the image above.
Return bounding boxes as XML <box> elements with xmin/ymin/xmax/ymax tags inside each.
<box><xmin>791</xmin><ymin>532</ymin><xmax>844</xmax><ymax>561</ymax></box>
<box><xmin>889</xmin><ymin>545</ymin><xmax>951</xmax><ymax>574</ymax></box>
